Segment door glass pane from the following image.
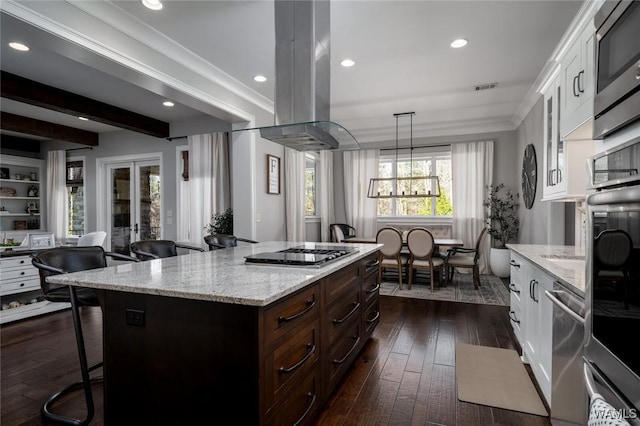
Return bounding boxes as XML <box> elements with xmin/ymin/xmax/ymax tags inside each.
<box><xmin>138</xmin><ymin>165</ymin><xmax>161</xmax><ymax>240</ymax></box>
<box><xmin>111</xmin><ymin>167</ymin><xmax>131</xmax><ymax>254</ymax></box>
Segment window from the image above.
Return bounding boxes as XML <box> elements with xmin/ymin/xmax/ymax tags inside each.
<box><xmin>377</xmin><ymin>149</ymin><xmax>453</xmax><ymax>217</ymax></box>
<box><xmin>305</xmin><ymin>154</ymin><xmax>317</xmax><ymax>216</ymax></box>
<box><xmin>66</xmin><ymin>158</ymin><xmax>85</xmax><ymax>236</ymax></box>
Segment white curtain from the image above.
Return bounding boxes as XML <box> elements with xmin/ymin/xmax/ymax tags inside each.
<box><xmin>451</xmin><ymin>140</ymin><xmax>494</xmax><ymax>274</ymax></box>
<box><xmin>46</xmin><ymin>150</ymin><xmax>68</xmax><ymax>244</ymax></box>
<box><xmin>318</xmin><ymin>151</ymin><xmax>334</xmax><ymax>242</ymax></box>
<box><xmin>343</xmin><ymin>149</ymin><xmax>379</xmax><ymax>238</ymax></box>
<box><xmin>185</xmin><ymin>133</ymin><xmax>230</xmax><ymax>247</ymax></box>
<box><xmin>285</xmin><ymin>148</ymin><xmax>306</xmax><ymax>242</ymax></box>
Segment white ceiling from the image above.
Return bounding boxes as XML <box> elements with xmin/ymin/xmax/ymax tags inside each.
<box><xmin>0</xmin><ymin>0</ymin><xmax>583</xmax><ymax>147</ymax></box>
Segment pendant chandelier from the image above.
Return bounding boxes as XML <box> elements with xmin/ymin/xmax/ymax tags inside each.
<box><xmin>367</xmin><ymin>112</ymin><xmax>441</xmax><ymax>199</ymax></box>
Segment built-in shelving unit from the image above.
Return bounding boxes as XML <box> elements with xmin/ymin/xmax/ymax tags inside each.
<box><xmin>0</xmin><ymin>155</ymin><xmax>44</xmax><ymax>233</ymax></box>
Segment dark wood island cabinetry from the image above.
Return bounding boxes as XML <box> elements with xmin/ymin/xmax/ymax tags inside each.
<box><xmin>48</xmin><ymin>242</ymin><xmax>380</xmax><ymax>425</ymax></box>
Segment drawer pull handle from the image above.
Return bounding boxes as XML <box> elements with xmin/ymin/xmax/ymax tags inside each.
<box><xmin>365</xmin><ymin>283</ymin><xmax>380</xmax><ymax>294</ymax></box>
<box><xmin>333</xmin><ymin>335</ymin><xmax>361</xmax><ymax>364</ymax></box>
<box><xmin>332</xmin><ymin>301</ymin><xmax>360</xmax><ymax>324</ymax></box>
<box><xmin>366</xmin><ymin>260</ymin><xmax>380</xmax><ymax>268</ymax></box>
<box><xmin>509</xmin><ymin>260</ymin><xmax>520</xmax><ymax>269</ymax></box>
<box><xmin>278</xmin><ymin>299</ymin><xmax>315</xmax><ymax>323</ymax></box>
<box><xmin>509</xmin><ymin>310</ymin><xmax>520</xmax><ymax>324</ymax></box>
<box><xmin>366</xmin><ymin>310</ymin><xmax>380</xmax><ymax>324</ymax></box>
<box><xmin>279</xmin><ymin>343</ymin><xmax>315</xmax><ymax>374</ymax></box>
<box><xmin>508</xmin><ymin>283</ymin><xmax>520</xmax><ymax>294</ymax></box>
<box><xmin>292</xmin><ymin>392</ymin><xmax>317</xmax><ymax>426</ymax></box>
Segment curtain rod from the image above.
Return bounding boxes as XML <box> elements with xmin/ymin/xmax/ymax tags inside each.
<box><xmin>379</xmin><ymin>143</ymin><xmax>451</xmax><ymax>152</ymax></box>
<box><xmin>166</xmin><ymin>136</ymin><xmax>187</xmax><ymax>141</ymax></box>
<box><xmin>65</xmin><ymin>147</ymin><xmax>93</xmax><ymax>152</ymax></box>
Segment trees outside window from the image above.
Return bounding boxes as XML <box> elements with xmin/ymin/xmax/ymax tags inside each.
<box><xmin>376</xmin><ymin>151</ymin><xmax>453</xmax><ymax>217</ymax></box>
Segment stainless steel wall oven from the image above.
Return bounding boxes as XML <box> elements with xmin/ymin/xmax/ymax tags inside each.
<box><xmin>584</xmin><ymin>137</ymin><xmax>640</xmax><ymax>424</ymax></box>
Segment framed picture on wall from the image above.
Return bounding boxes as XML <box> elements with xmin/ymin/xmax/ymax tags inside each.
<box><xmin>29</xmin><ymin>233</ymin><xmax>55</xmax><ymax>249</ymax></box>
<box><xmin>267</xmin><ymin>154</ymin><xmax>280</xmax><ymax>194</ymax></box>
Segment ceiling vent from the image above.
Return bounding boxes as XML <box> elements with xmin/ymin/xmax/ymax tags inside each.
<box><xmin>474</xmin><ymin>82</ymin><xmax>499</xmax><ymax>91</ymax></box>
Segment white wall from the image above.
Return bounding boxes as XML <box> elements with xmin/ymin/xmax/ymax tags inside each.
<box><xmin>41</xmin><ymin>115</ymin><xmax>231</xmax><ymax>241</ymax></box>
<box><xmin>515</xmin><ymin>97</ymin><xmax>567</xmax><ymax>245</ymax></box>
<box><xmin>332</xmin><ymin>130</ymin><xmax>520</xmax><ymax>229</ymax></box>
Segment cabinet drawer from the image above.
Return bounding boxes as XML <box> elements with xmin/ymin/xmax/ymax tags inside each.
<box><xmin>265</xmin><ymin>367</ymin><xmax>320</xmax><ymax>426</ymax></box>
<box><xmin>362</xmin><ymin>271</ymin><xmax>379</xmax><ymax>307</ymax></box>
<box><xmin>323</xmin><ymin>262</ymin><xmax>360</xmax><ymax>305</ymax></box>
<box><xmin>326</xmin><ymin>319</ymin><xmax>362</xmax><ymax>391</ymax></box>
<box><xmin>0</xmin><ymin>256</ymin><xmax>32</xmax><ymax>269</ymax></box>
<box><xmin>363</xmin><ymin>299</ymin><xmax>380</xmax><ymax>337</ymax></box>
<box><xmin>263</xmin><ymin>285</ymin><xmax>320</xmax><ymax>347</ymax></box>
<box><xmin>325</xmin><ymin>285</ymin><xmax>361</xmax><ymax>346</ymax></box>
<box><xmin>1</xmin><ymin>267</ymin><xmax>38</xmax><ymax>281</ymax></box>
<box><xmin>0</xmin><ymin>276</ymin><xmax>40</xmax><ymax>295</ymax></box>
<box><xmin>362</xmin><ymin>254</ymin><xmax>380</xmax><ymax>276</ymax></box>
<box><xmin>264</xmin><ymin>318</ymin><xmax>320</xmax><ymax>412</ymax></box>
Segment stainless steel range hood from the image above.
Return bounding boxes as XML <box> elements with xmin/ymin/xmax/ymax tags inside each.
<box><xmin>256</xmin><ymin>0</ymin><xmax>359</xmax><ymax>151</ymax></box>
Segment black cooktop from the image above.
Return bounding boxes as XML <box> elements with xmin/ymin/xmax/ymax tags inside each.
<box><xmin>245</xmin><ymin>245</ymin><xmax>358</xmax><ymax>267</ymax></box>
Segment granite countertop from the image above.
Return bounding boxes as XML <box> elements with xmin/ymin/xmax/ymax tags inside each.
<box><xmin>46</xmin><ymin>241</ymin><xmax>381</xmax><ymax>307</ymax></box>
<box><xmin>506</xmin><ymin>244</ymin><xmax>586</xmax><ymax>297</ymax></box>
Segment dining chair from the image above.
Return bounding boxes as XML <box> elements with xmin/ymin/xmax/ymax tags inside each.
<box><xmin>444</xmin><ymin>226</ymin><xmax>488</xmax><ymax>290</ymax></box>
<box><xmin>77</xmin><ymin>231</ymin><xmax>107</xmax><ymax>247</ymax></box>
<box><xmin>330</xmin><ymin>223</ymin><xmax>356</xmax><ymax>241</ymax></box>
<box><xmin>204</xmin><ymin>234</ymin><xmax>258</xmax><ymax>250</ymax></box>
<box><xmin>594</xmin><ymin>229</ymin><xmax>633</xmax><ymax>309</ymax></box>
<box><xmin>31</xmin><ymin>246</ymin><xmax>138</xmax><ymax>425</ymax></box>
<box><xmin>406</xmin><ymin>227</ymin><xmax>445</xmax><ymax>291</ymax></box>
<box><xmin>330</xmin><ymin>224</ymin><xmax>346</xmax><ymax>243</ymax></box>
<box><xmin>376</xmin><ymin>227</ymin><xmax>407</xmax><ymax>290</ymax></box>
<box><xmin>130</xmin><ymin>239</ymin><xmax>204</xmax><ymax>260</ymax></box>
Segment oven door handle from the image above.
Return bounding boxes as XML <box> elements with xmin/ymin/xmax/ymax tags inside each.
<box><xmin>583</xmin><ymin>363</ymin><xmax>597</xmax><ymax>399</ymax></box>
<box><xmin>544</xmin><ymin>290</ymin><xmax>585</xmax><ymax>325</ymax></box>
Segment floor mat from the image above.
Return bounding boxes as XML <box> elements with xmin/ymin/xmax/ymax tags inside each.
<box><xmin>455</xmin><ymin>343</ymin><xmax>548</xmax><ymax>416</ymax></box>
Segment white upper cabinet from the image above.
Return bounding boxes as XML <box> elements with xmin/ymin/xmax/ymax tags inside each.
<box><xmin>561</xmin><ymin>22</ymin><xmax>596</xmax><ymax>139</ymax></box>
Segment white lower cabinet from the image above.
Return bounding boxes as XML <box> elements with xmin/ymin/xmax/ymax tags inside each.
<box><xmin>509</xmin><ymin>252</ymin><xmax>553</xmax><ymax>406</ymax></box>
<box><xmin>0</xmin><ymin>255</ymin><xmax>69</xmax><ymax>324</ymax></box>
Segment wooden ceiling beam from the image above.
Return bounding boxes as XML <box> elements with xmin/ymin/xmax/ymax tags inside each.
<box><xmin>1</xmin><ymin>112</ymin><xmax>99</xmax><ymax>146</ymax></box>
<box><xmin>1</xmin><ymin>71</ymin><xmax>169</xmax><ymax>138</ymax></box>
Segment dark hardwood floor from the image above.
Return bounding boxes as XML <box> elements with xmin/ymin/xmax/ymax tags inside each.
<box><xmin>1</xmin><ymin>293</ymin><xmax>551</xmax><ymax>426</ymax></box>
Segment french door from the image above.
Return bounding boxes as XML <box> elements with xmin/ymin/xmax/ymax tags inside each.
<box><xmin>104</xmin><ymin>159</ymin><xmax>161</xmax><ymax>254</ymax></box>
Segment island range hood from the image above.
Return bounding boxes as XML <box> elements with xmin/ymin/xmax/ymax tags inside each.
<box><xmin>257</xmin><ymin>0</ymin><xmax>359</xmax><ymax>151</ymax></box>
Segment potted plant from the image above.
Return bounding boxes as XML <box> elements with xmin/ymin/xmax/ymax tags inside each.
<box><xmin>482</xmin><ymin>183</ymin><xmax>519</xmax><ymax>278</ymax></box>
<box><xmin>205</xmin><ymin>208</ymin><xmax>233</xmax><ymax>236</ymax></box>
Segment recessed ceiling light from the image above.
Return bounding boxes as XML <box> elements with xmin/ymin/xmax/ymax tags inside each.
<box><xmin>340</xmin><ymin>59</ymin><xmax>355</xmax><ymax>67</ymax></box>
<box><xmin>253</xmin><ymin>75</ymin><xmax>267</xmax><ymax>82</ymax></box>
<box><xmin>9</xmin><ymin>42</ymin><xmax>29</xmax><ymax>52</ymax></box>
<box><xmin>450</xmin><ymin>38</ymin><xmax>468</xmax><ymax>48</ymax></box>
<box><xmin>78</xmin><ymin>116</ymin><xmax>89</xmax><ymax>121</ymax></box>
<box><xmin>142</xmin><ymin>0</ymin><xmax>163</xmax><ymax>11</ymax></box>
<box><xmin>163</xmin><ymin>101</ymin><xmax>175</xmax><ymax>107</ymax></box>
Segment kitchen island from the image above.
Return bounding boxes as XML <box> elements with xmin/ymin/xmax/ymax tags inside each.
<box><xmin>47</xmin><ymin>241</ymin><xmax>382</xmax><ymax>425</ymax></box>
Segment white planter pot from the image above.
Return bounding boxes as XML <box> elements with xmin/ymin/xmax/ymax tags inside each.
<box><xmin>489</xmin><ymin>248</ymin><xmax>511</xmax><ymax>278</ymax></box>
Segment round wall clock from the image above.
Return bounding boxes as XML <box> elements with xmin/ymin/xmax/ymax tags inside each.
<box><xmin>522</xmin><ymin>144</ymin><xmax>537</xmax><ymax>209</ymax></box>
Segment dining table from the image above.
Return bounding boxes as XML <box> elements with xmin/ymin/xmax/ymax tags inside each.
<box><xmin>342</xmin><ymin>236</ymin><xmax>464</xmax><ymax>256</ymax></box>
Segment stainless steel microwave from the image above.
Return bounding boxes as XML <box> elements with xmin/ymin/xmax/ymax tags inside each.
<box><xmin>593</xmin><ymin>0</ymin><xmax>640</xmax><ymax>140</ymax></box>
